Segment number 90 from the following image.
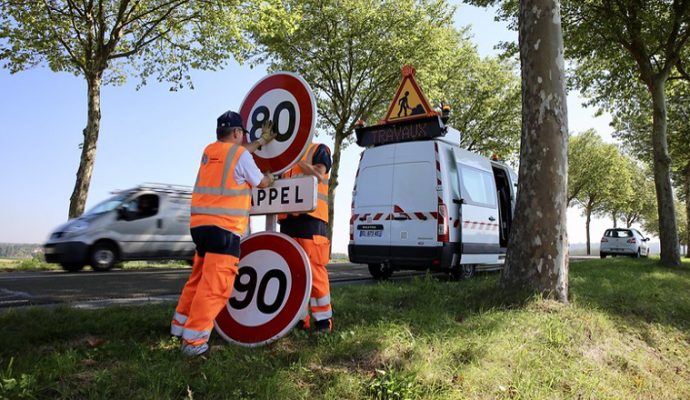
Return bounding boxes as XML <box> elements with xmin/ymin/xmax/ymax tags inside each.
<box><xmin>229</xmin><ymin>266</ymin><xmax>288</xmax><ymax>314</ymax></box>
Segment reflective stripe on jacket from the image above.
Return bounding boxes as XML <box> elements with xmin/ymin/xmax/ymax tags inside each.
<box><xmin>190</xmin><ymin>142</ymin><xmax>251</xmax><ymax>235</ymax></box>
<box><xmin>278</xmin><ymin>143</ymin><xmax>329</xmax><ymax>223</ymax></box>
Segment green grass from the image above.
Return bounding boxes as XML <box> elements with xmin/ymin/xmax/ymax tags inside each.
<box><xmin>1</xmin><ymin>258</ymin><xmax>689</xmax><ymax>399</ymax></box>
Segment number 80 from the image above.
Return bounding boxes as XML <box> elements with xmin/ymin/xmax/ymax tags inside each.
<box><xmin>249</xmin><ymin>101</ymin><xmax>296</xmax><ymax>143</ymax></box>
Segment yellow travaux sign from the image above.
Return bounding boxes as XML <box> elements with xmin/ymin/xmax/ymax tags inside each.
<box><xmin>382</xmin><ymin>65</ymin><xmax>437</xmax><ymax>123</ymax></box>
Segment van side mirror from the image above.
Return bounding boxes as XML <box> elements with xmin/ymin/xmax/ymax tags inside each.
<box><xmin>117</xmin><ymin>207</ymin><xmax>128</xmax><ymax>221</ymax></box>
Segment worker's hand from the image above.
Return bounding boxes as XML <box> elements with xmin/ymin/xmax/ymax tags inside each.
<box><xmin>259</xmin><ymin>120</ymin><xmax>277</xmax><ymax>145</ymax></box>
<box><xmin>264</xmin><ymin>172</ymin><xmax>276</xmax><ymax>186</ymax></box>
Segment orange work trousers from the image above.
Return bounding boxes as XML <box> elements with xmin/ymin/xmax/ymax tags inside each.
<box><xmin>295</xmin><ymin>234</ymin><xmax>332</xmax><ymax>324</ymax></box>
<box><xmin>171</xmin><ymin>225</ymin><xmax>240</xmax><ymax>356</ymax></box>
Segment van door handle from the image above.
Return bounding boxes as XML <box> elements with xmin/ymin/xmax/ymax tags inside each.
<box><xmin>488</xmin><ymin>216</ymin><xmax>496</xmax><ymax>222</ymax></box>
<box><xmin>393</xmin><ymin>217</ymin><xmax>409</xmax><ymax>220</ymax></box>
<box><xmin>157</xmin><ymin>219</ymin><xmax>163</xmax><ymax>229</ymax></box>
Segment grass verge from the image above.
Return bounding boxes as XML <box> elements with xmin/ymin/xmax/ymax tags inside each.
<box><xmin>1</xmin><ymin>258</ymin><xmax>689</xmax><ymax>399</ymax></box>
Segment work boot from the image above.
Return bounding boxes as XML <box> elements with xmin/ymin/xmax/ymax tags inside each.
<box><xmin>181</xmin><ymin>342</ymin><xmax>210</xmax><ymax>359</ymax></box>
<box><xmin>295</xmin><ymin>315</ymin><xmax>311</xmax><ymax>331</ymax></box>
<box><xmin>313</xmin><ymin>318</ymin><xmax>333</xmax><ymax>335</ymax></box>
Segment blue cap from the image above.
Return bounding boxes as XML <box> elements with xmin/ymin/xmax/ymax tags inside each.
<box><xmin>217</xmin><ymin>110</ymin><xmax>247</xmax><ymax>133</ymax></box>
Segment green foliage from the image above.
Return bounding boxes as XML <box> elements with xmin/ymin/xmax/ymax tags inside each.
<box><xmin>251</xmin><ymin>0</ymin><xmax>459</xmax><ymax>140</ymax></box>
<box><xmin>0</xmin><ymin>244</ymin><xmax>41</xmax><ymax>259</ymax></box>
<box><xmin>440</xmin><ymin>50</ymin><xmax>521</xmax><ymax>161</ymax></box>
<box><xmin>367</xmin><ymin>368</ymin><xmax>421</xmax><ymax>400</ymax></box>
<box><xmin>0</xmin><ymin>1</ymin><xmax>287</xmax><ymax>87</ymax></box>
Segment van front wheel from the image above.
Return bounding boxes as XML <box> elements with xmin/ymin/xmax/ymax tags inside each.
<box><xmin>90</xmin><ymin>242</ymin><xmax>118</xmax><ymax>271</ymax></box>
<box><xmin>368</xmin><ymin>263</ymin><xmax>393</xmax><ymax>280</ymax></box>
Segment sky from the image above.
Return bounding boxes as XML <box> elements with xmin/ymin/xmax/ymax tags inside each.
<box><xmin>0</xmin><ymin>3</ymin><xmax>626</xmax><ymax>254</ymax></box>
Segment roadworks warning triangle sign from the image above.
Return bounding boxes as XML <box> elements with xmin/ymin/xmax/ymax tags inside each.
<box><xmin>383</xmin><ymin>65</ymin><xmax>437</xmax><ymax>123</ymax></box>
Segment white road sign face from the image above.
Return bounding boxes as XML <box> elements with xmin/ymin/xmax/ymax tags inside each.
<box><xmin>250</xmin><ymin>176</ymin><xmax>317</xmax><ymax>215</ymax></box>
<box><xmin>214</xmin><ymin>232</ymin><xmax>311</xmax><ymax>347</ymax></box>
<box><xmin>239</xmin><ymin>72</ymin><xmax>316</xmax><ymax>175</ymax></box>
<box><xmin>227</xmin><ymin>249</ymin><xmax>293</xmax><ymax>327</ymax></box>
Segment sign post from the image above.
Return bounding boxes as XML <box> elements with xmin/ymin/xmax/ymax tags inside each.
<box><xmin>214</xmin><ymin>71</ymin><xmax>318</xmax><ymax>347</ymax></box>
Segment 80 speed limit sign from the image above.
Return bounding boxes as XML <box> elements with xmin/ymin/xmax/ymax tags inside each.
<box><xmin>214</xmin><ymin>232</ymin><xmax>311</xmax><ymax>347</ymax></box>
<box><xmin>239</xmin><ymin>72</ymin><xmax>316</xmax><ymax>175</ymax></box>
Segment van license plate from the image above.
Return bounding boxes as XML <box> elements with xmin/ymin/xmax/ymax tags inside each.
<box><xmin>359</xmin><ymin>230</ymin><xmax>382</xmax><ymax>237</ymax></box>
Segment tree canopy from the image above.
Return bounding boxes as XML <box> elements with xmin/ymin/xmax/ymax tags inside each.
<box><xmin>0</xmin><ymin>0</ymin><xmax>293</xmax><ymax>217</ymax></box>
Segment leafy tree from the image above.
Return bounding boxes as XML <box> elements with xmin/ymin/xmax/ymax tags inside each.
<box><xmin>498</xmin><ymin>0</ymin><xmax>569</xmax><ymax>302</ymax></box>
<box><xmin>249</xmin><ymin>0</ymin><xmax>459</xmax><ymax>240</ymax></box>
<box><xmin>613</xmin><ymin>80</ymin><xmax>690</xmax><ymax>256</ymax></box>
<box><xmin>568</xmin><ymin>130</ymin><xmax>622</xmax><ymax>254</ymax></box>
<box><xmin>466</xmin><ymin>1</ymin><xmax>690</xmax><ymax>266</ymax></box>
<box><xmin>618</xmin><ymin>167</ymin><xmax>656</xmax><ymax>229</ymax></box>
<box><xmin>439</xmin><ymin>49</ymin><xmax>521</xmax><ymax>162</ymax></box>
<box><xmin>0</xmin><ymin>0</ymin><xmax>291</xmax><ymax>218</ymax></box>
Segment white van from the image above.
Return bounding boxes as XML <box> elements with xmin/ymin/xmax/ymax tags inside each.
<box><xmin>44</xmin><ymin>183</ymin><xmax>195</xmax><ymax>272</ymax></box>
<box><xmin>348</xmin><ymin>117</ymin><xmax>517</xmax><ymax>279</ymax></box>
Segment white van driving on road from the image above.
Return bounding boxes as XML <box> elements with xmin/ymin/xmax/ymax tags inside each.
<box><xmin>44</xmin><ymin>183</ymin><xmax>195</xmax><ymax>272</ymax></box>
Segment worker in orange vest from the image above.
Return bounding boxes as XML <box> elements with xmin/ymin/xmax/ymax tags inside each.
<box><xmin>171</xmin><ymin>110</ymin><xmax>276</xmax><ymax>357</ymax></box>
<box><xmin>279</xmin><ymin>142</ymin><xmax>333</xmax><ymax>333</ymax></box>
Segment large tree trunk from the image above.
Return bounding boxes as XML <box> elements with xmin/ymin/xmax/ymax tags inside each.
<box><xmin>69</xmin><ymin>73</ymin><xmax>103</xmax><ymax>219</ymax></box>
<box><xmin>501</xmin><ymin>0</ymin><xmax>569</xmax><ymax>302</ymax></box>
<box><xmin>649</xmin><ymin>77</ymin><xmax>681</xmax><ymax>266</ymax></box>
<box><xmin>685</xmin><ymin>167</ymin><xmax>690</xmax><ymax>258</ymax></box>
<box><xmin>326</xmin><ymin>131</ymin><xmax>346</xmax><ymax>245</ymax></box>
<box><xmin>611</xmin><ymin>211</ymin><xmax>617</xmax><ymax>228</ymax></box>
<box><xmin>586</xmin><ymin>204</ymin><xmax>592</xmax><ymax>255</ymax></box>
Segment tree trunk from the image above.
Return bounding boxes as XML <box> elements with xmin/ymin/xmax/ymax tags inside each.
<box><xmin>611</xmin><ymin>211</ymin><xmax>617</xmax><ymax>228</ymax></box>
<box><xmin>501</xmin><ymin>0</ymin><xmax>569</xmax><ymax>303</ymax></box>
<box><xmin>649</xmin><ymin>76</ymin><xmax>681</xmax><ymax>266</ymax></box>
<box><xmin>327</xmin><ymin>131</ymin><xmax>346</xmax><ymax>245</ymax></box>
<box><xmin>69</xmin><ymin>72</ymin><xmax>103</xmax><ymax>218</ymax></box>
<box><xmin>586</xmin><ymin>205</ymin><xmax>592</xmax><ymax>255</ymax></box>
<box><xmin>685</xmin><ymin>166</ymin><xmax>690</xmax><ymax>258</ymax></box>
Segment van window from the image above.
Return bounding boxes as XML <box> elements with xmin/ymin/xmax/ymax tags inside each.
<box><xmin>122</xmin><ymin>194</ymin><xmax>160</xmax><ymax>220</ymax></box>
<box><xmin>84</xmin><ymin>193</ymin><xmax>128</xmax><ymax>216</ymax></box>
<box><xmin>459</xmin><ymin>165</ymin><xmax>496</xmax><ymax>208</ymax></box>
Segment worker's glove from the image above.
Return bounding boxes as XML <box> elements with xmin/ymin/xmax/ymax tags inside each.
<box><xmin>264</xmin><ymin>172</ymin><xmax>276</xmax><ymax>186</ymax></box>
<box><xmin>259</xmin><ymin>120</ymin><xmax>277</xmax><ymax>145</ymax></box>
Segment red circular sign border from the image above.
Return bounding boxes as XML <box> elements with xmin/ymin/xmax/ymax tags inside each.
<box><xmin>214</xmin><ymin>232</ymin><xmax>310</xmax><ymax>345</ymax></box>
<box><xmin>239</xmin><ymin>72</ymin><xmax>315</xmax><ymax>175</ymax></box>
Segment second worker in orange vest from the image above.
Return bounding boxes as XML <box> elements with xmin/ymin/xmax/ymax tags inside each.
<box><xmin>171</xmin><ymin>110</ymin><xmax>276</xmax><ymax>357</ymax></box>
<box><xmin>278</xmin><ymin>142</ymin><xmax>333</xmax><ymax>333</ymax></box>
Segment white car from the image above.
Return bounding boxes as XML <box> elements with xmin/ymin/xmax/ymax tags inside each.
<box><xmin>600</xmin><ymin>228</ymin><xmax>650</xmax><ymax>258</ymax></box>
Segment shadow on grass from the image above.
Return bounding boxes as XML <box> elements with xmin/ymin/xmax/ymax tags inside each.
<box><xmin>1</xmin><ymin>258</ymin><xmax>689</xmax><ymax>398</ymax></box>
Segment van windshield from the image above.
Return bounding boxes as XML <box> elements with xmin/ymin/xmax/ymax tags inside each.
<box><xmin>83</xmin><ymin>193</ymin><xmax>129</xmax><ymax>216</ymax></box>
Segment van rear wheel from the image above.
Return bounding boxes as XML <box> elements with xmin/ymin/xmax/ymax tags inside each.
<box><xmin>451</xmin><ymin>264</ymin><xmax>475</xmax><ymax>280</ymax></box>
<box><xmin>90</xmin><ymin>242</ymin><xmax>118</xmax><ymax>271</ymax></box>
<box><xmin>368</xmin><ymin>263</ymin><xmax>393</xmax><ymax>280</ymax></box>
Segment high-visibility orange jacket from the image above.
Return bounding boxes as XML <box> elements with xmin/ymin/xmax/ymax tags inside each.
<box><xmin>190</xmin><ymin>142</ymin><xmax>251</xmax><ymax>235</ymax></box>
<box><xmin>278</xmin><ymin>143</ymin><xmax>329</xmax><ymax>223</ymax></box>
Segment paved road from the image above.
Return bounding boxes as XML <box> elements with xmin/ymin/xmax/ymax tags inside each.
<box><xmin>0</xmin><ymin>263</ymin><xmax>426</xmax><ymax>309</ymax></box>
<box><xmin>0</xmin><ymin>257</ymin><xmax>596</xmax><ymax>309</ymax></box>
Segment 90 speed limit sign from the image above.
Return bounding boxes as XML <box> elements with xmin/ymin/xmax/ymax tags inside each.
<box><xmin>214</xmin><ymin>232</ymin><xmax>311</xmax><ymax>347</ymax></box>
<box><xmin>239</xmin><ymin>72</ymin><xmax>316</xmax><ymax>175</ymax></box>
